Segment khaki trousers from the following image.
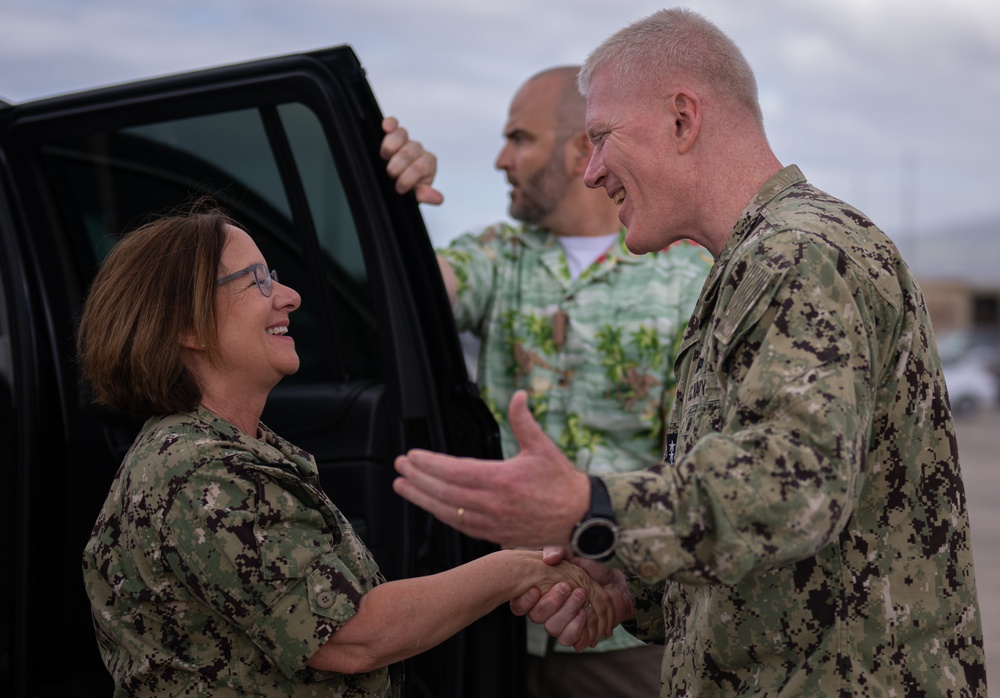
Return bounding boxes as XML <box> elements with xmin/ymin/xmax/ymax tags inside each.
<box><xmin>525</xmin><ymin>641</ymin><xmax>663</xmax><ymax>698</ymax></box>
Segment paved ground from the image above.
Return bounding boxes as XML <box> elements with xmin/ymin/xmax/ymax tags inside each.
<box><xmin>955</xmin><ymin>407</ymin><xmax>1000</xmax><ymax>694</ymax></box>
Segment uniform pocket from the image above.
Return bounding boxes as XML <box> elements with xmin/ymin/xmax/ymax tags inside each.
<box><xmin>255</xmin><ymin>490</ymin><xmax>332</xmax><ymax>581</ymax></box>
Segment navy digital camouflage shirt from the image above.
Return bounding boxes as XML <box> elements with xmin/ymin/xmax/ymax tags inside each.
<box><xmin>82</xmin><ymin>407</ymin><xmax>398</xmax><ymax>697</ymax></box>
<box><xmin>603</xmin><ymin>166</ymin><xmax>987</xmax><ymax>696</ymax></box>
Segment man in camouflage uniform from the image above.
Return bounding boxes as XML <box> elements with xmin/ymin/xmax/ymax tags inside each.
<box><xmin>383</xmin><ymin>66</ymin><xmax>710</xmax><ymax>697</ymax></box>
<box><xmin>393</xmin><ymin>9</ymin><xmax>988</xmax><ymax>696</ymax></box>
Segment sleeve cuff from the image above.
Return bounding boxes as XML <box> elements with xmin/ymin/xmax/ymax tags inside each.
<box><xmin>248</xmin><ymin>564</ymin><xmax>361</xmax><ymax>679</ymax></box>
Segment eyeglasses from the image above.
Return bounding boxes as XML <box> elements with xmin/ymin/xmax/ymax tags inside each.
<box><xmin>216</xmin><ymin>263</ymin><xmax>279</xmax><ymax>297</ymax></box>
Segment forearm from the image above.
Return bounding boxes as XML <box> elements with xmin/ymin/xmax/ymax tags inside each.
<box><xmin>437</xmin><ymin>255</ymin><xmax>457</xmax><ymax>307</ymax></box>
<box><xmin>307</xmin><ymin>549</ymin><xmax>550</xmax><ymax>674</ymax></box>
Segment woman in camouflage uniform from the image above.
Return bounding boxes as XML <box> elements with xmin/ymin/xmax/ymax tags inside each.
<box><xmin>78</xmin><ymin>206</ymin><xmax>612</xmax><ymax>697</ymax></box>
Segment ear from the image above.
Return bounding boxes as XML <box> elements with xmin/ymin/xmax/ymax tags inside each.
<box><xmin>669</xmin><ymin>92</ymin><xmax>701</xmax><ymax>154</ymax></box>
<box><xmin>566</xmin><ymin>131</ymin><xmax>594</xmax><ymax>176</ymax></box>
<box><xmin>178</xmin><ymin>328</ymin><xmax>204</xmax><ymax>351</ymax></box>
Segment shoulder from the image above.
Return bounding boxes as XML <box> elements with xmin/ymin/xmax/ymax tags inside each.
<box><xmin>444</xmin><ymin>221</ymin><xmax>523</xmax><ymax>248</ymax></box>
<box><xmin>443</xmin><ymin>222</ymin><xmax>554</xmax><ymax>253</ymax></box>
<box><xmin>747</xmin><ymin>183</ymin><xmax>904</xmax><ymax>293</ymax></box>
<box><xmin>127</xmin><ymin>411</ymin><xmax>257</xmax><ymax>487</ymax></box>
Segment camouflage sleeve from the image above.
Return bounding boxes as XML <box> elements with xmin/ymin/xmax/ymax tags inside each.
<box><xmin>621</xmin><ymin>576</ymin><xmax>667</xmax><ymax>645</ymax></box>
<box><xmin>608</xmin><ymin>234</ymin><xmax>871</xmax><ymax>586</ymax></box>
<box><xmin>160</xmin><ymin>449</ymin><xmax>365</xmax><ymax>679</ymax></box>
<box><xmin>437</xmin><ymin>225</ymin><xmax>505</xmax><ymax>335</ymax></box>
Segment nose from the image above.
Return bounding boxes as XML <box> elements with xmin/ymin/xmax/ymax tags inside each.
<box><xmin>273</xmin><ymin>281</ymin><xmax>301</xmax><ymax>312</ymax></box>
<box><xmin>495</xmin><ymin>141</ymin><xmax>513</xmax><ymax>172</ymax></box>
<box><xmin>583</xmin><ymin>149</ymin><xmax>605</xmax><ymax>190</ymax></box>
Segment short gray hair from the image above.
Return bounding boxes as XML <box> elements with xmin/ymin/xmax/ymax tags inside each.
<box><xmin>579</xmin><ymin>8</ymin><xmax>763</xmax><ymax>128</ymax></box>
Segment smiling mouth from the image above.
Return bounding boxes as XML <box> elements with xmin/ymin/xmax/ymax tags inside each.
<box><xmin>267</xmin><ymin>326</ymin><xmax>288</xmax><ymax>336</ymax></box>
<box><xmin>613</xmin><ymin>189</ymin><xmax>626</xmax><ymax>206</ymax></box>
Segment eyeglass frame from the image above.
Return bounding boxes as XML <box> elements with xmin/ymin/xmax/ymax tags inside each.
<box><xmin>215</xmin><ymin>263</ymin><xmax>279</xmax><ymax>297</ymax></box>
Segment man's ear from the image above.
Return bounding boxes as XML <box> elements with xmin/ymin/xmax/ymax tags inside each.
<box><xmin>567</xmin><ymin>131</ymin><xmax>594</xmax><ymax>175</ymax></box>
<box><xmin>669</xmin><ymin>92</ymin><xmax>701</xmax><ymax>154</ymax></box>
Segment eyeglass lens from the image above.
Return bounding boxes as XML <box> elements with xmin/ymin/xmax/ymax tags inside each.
<box><xmin>253</xmin><ymin>265</ymin><xmax>278</xmax><ymax>297</ymax></box>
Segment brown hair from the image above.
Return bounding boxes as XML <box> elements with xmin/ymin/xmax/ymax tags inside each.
<box><xmin>77</xmin><ymin>204</ymin><xmax>240</xmax><ymax>417</ymax></box>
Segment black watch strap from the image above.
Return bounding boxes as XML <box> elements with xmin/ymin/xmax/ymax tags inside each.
<box><xmin>588</xmin><ymin>474</ymin><xmax>614</xmax><ymax>518</ymax></box>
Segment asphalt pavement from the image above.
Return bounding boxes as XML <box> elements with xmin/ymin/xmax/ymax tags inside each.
<box><xmin>955</xmin><ymin>407</ymin><xmax>999</xmax><ymax>695</ymax></box>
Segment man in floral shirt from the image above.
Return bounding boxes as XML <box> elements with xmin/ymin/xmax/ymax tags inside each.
<box><xmin>382</xmin><ymin>65</ymin><xmax>710</xmax><ymax>698</ymax></box>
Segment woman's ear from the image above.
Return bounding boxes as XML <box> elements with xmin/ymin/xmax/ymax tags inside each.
<box><xmin>178</xmin><ymin>328</ymin><xmax>204</xmax><ymax>351</ymax></box>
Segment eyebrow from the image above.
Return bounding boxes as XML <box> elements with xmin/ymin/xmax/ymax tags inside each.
<box><xmin>504</xmin><ymin>127</ymin><xmax>534</xmax><ymax>141</ymax></box>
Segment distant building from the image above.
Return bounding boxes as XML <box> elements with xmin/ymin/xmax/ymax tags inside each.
<box><xmin>896</xmin><ymin>215</ymin><xmax>1000</xmax><ymax>337</ymax></box>
<box><xmin>919</xmin><ymin>279</ymin><xmax>1000</xmax><ymax>335</ymax></box>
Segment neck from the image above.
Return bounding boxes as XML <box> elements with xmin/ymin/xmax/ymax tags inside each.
<box><xmin>189</xmin><ymin>364</ymin><xmax>268</xmax><ymax>436</ymax></box>
<box><xmin>695</xmin><ymin>133</ymin><xmax>783</xmax><ymax>258</ymax></box>
<box><xmin>182</xmin><ymin>350</ymin><xmax>271</xmax><ymax>436</ymax></box>
<box><xmin>199</xmin><ymin>396</ymin><xmax>264</xmax><ymax>437</ymax></box>
<box><xmin>543</xmin><ymin>183</ymin><xmax>621</xmax><ymax>238</ymax></box>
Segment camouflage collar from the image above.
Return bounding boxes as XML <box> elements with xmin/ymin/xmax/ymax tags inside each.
<box><xmin>710</xmin><ymin>165</ymin><xmax>806</xmax><ymax>267</ymax></box>
<box><xmin>698</xmin><ymin>165</ymin><xmax>806</xmax><ymax>299</ymax></box>
<box><xmin>185</xmin><ymin>404</ymin><xmax>252</xmax><ymax>441</ymax></box>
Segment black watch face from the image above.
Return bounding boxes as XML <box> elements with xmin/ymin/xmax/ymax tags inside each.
<box><xmin>580</xmin><ymin>521</ymin><xmax>616</xmax><ymax>555</ymax></box>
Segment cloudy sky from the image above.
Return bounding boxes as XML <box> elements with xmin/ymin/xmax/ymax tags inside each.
<box><xmin>3</xmin><ymin>0</ymin><xmax>999</xmax><ymax>251</ymax></box>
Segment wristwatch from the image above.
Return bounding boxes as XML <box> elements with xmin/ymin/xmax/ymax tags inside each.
<box><xmin>570</xmin><ymin>475</ymin><xmax>619</xmax><ymax>561</ymax></box>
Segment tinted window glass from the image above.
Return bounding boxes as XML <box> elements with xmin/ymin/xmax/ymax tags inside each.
<box><xmin>36</xmin><ymin>102</ymin><xmax>381</xmax><ymax>384</ymax></box>
<box><xmin>277</xmin><ymin>103</ymin><xmax>378</xmax><ymax>379</ymax></box>
<box><xmin>0</xmin><ymin>268</ymin><xmax>11</xmax><ymax>406</ymax></box>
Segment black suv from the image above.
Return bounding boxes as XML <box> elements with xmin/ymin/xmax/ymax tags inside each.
<box><xmin>0</xmin><ymin>46</ymin><xmax>518</xmax><ymax>697</ymax></box>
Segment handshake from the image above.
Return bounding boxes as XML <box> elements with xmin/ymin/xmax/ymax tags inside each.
<box><xmin>508</xmin><ymin>547</ymin><xmax>636</xmax><ymax>652</ymax></box>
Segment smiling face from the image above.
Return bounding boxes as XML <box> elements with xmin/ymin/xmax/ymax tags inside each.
<box><xmin>583</xmin><ymin>66</ymin><xmax>693</xmax><ymax>254</ymax></box>
<box><xmin>212</xmin><ymin>225</ymin><xmax>302</xmax><ymax>396</ymax></box>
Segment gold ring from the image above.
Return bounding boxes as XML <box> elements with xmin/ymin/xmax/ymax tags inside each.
<box><xmin>457</xmin><ymin>507</ymin><xmax>465</xmax><ymax>526</ymax></box>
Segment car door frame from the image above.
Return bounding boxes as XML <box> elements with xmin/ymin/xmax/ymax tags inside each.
<box><xmin>0</xmin><ymin>46</ymin><xmax>516</xmax><ymax>698</ymax></box>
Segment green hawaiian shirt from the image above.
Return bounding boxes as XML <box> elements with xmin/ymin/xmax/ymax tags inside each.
<box><xmin>605</xmin><ymin>166</ymin><xmax>987</xmax><ymax>695</ymax></box>
<box><xmin>440</xmin><ymin>223</ymin><xmax>712</xmax><ymax>654</ymax></box>
<box><xmin>82</xmin><ymin>407</ymin><xmax>398</xmax><ymax>697</ymax></box>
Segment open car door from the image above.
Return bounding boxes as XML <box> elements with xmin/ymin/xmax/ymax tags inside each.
<box><xmin>0</xmin><ymin>46</ymin><xmax>517</xmax><ymax>697</ymax></box>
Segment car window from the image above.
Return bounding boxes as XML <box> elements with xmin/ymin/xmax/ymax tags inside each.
<box><xmin>278</xmin><ymin>103</ymin><xmax>366</xmax><ymax>284</ymax></box>
<box><xmin>36</xmin><ymin>101</ymin><xmax>381</xmax><ymax>384</ymax></box>
<box><xmin>0</xmin><ymin>268</ymin><xmax>11</xmax><ymax>408</ymax></box>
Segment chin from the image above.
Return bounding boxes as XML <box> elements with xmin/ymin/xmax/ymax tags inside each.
<box><xmin>623</xmin><ymin>230</ymin><xmax>656</xmax><ymax>256</ymax></box>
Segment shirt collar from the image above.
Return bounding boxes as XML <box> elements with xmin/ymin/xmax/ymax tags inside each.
<box><xmin>722</xmin><ymin>164</ymin><xmax>806</xmax><ymax>260</ymax></box>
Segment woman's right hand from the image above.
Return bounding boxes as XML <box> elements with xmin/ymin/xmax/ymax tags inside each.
<box><xmin>514</xmin><ymin>548</ymin><xmax>635</xmax><ymax>651</ymax></box>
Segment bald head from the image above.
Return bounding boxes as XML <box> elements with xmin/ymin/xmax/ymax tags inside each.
<box><xmin>521</xmin><ymin>66</ymin><xmax>586</xmax><ymax>140</ymax></box>
<box><xmin>496</xmin><ymin>65</ymin><xmax>622</xmax><ymax>236</ymax></box>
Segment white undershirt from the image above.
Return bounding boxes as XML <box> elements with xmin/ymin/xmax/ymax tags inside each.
<box><xmin>557</xmin><ymin>233</ymin><xmax>619</xmax><ymax>280</ymax></box>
